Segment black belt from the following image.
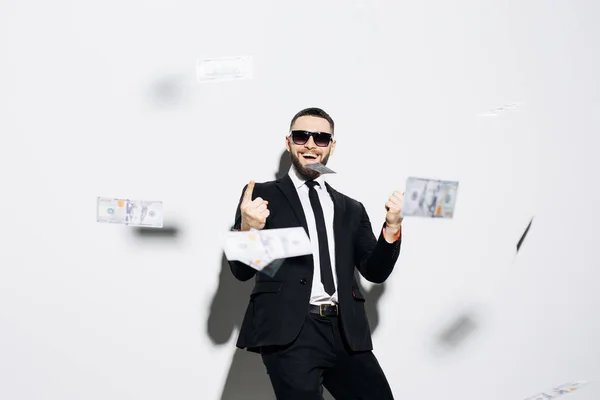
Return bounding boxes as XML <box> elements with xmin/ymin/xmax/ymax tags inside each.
<box><xmin>309</xmin><ymin>304</ymin><xmax>339</xmax><ymax>317</ymax></box>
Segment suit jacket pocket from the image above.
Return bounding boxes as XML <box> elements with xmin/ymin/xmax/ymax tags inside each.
<box><xmin>250</xmin><ymin>281</ymin><xmax>283</xmax><ymax>298</ymax></box>
<box><xmin>352</xmin><ymin>286</ymin><xmax>366</xmax><ymax>301</ymax></box>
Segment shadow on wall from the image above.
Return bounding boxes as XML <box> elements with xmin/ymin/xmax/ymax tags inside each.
<box><xmin>206</xmin><ymin>150</ymin><xmax>387</xmax><ymax>400</ymax></box>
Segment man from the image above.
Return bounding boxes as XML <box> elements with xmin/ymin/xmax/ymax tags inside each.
<box><xmin>228</xmin><ymin>107</ymin><xmax>404</xmax><ymax>399</ymax></box>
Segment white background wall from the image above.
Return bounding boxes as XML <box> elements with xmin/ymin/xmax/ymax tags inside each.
<box><xmin>1</xmin><ymin>0</ymin><xmax>599</xmax><ymax>399</ymax></box>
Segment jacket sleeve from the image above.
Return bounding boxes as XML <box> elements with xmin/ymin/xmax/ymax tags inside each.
<box><xmin>353</xmin><ymin>202</ymin><xmax>401</xmax><ymax>284</ymax></box>
<box><xmin>228</xmin><ymin>184</ymin><xmax>258</xmax><ymax>282</ymax></box>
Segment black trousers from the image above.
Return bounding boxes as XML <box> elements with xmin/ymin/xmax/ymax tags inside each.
<box><xmin>260</xmin><ymin>312</ymin><xmax>395</xmax><ymax>400</ymax></box>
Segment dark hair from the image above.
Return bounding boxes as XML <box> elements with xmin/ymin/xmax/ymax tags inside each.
<box><xmin>289</xmin><ymin>107</ymin><xmax>335</xmax><ymax>134</ymax></box>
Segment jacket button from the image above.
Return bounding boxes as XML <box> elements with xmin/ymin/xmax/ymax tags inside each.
<box><xmin>300</xmin><ymin>278</ymin><xmax>307</xmax><ymax>285</ymax></box>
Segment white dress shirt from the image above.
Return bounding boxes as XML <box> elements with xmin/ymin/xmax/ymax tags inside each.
<box><xmin>288</xmin><ymin>165</ymin><xmax>338</xmax><ymax>305</ymax></box>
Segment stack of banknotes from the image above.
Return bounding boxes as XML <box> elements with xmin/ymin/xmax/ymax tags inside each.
<box><xmin>523</xmin><ymin>380</ymin><xmax>590</xmax><ymax>400</ymax></box>
<box><xmin>402</xmin><ymin>177</ymin><xmax>459</xmax><ymax>218</ymax></box>
<box><xmin>97</xmin><ymin>197</ymin><xmax>163</xmax><ymax>228</ymax></box>
<box><xmin>223</xmin><ymin>227</ymin><xmax>312</xmax><ymax>277</ymax></box>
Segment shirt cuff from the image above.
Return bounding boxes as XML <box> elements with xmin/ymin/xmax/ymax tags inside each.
<box><xmin>382</xmin><ymin>223</ymin><xmax>402</xmax><ymax>241</ymax></box>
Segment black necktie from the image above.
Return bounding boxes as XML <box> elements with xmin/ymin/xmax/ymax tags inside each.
<box><xmin>305</xmin><ymin>180</ymin><xmax>335</xmax><ymax>295</ymax></box>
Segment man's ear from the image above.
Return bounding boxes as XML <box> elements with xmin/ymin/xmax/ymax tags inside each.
<box><xmin>285</xmin><ymin>136</ymin><xmax>291</xmax><ymax>152</ymax></box>
<box><xmin>329</xmin><ymin>139</ymin><xmax>336</xmax><ymax>156</ymax></box>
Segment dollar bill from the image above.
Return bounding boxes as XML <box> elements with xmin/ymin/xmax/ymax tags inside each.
<box><xmin>196</xmin><ymin>55</ymin><xmax>253</xmax><ymax>83</ymax></box>
<box><xmin>402</xmin><ymin>177</ymin><xmax>459</xmax><ymax>218</ymax></box>
<box><xmin>236</xmin><ymin>258</ymin><xmax>285</xmax><ymax>278</ymax></box>
<box><xmin>479</xmin><ymin>101</ymin><xmax>523</xmax><ymax>117</ymax></box>
<box><xmin>223</xmin><ymin>230</ymin><xmax>270</xmax><ymax>261</ymax></box>
<box><xmin>305</xmin><ymin>162</ymin><xmax>336</xmax><ymax>175</ymax></box>
<box><xmin>97</xmin><ymin>197</ymin><xmax>163</xmax><ymax>228</ymax></box>
<box><xmin>259</xmin><ymin>227</ymin><xmax>313</xmax><ymax>259</ymax></box>
<box><xmin>523</xmin><ymin>380</ymin><xmax>590</xmax><ymax>400</ymax></box>
<box><xmin>553</xmin><ymin>380</ymin><xmax>590</xmax><ymax>393</ymax></box>
<box><xmin>223</xmin><ymin>227</ymin><xmax>312</xmax><ymax>276</ymax></box>
<box><xmin>242</xmin><ymin>257</ymin><xmax>280</xmax><ymax>277</ymax></box>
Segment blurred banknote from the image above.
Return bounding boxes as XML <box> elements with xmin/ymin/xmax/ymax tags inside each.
<box><xmin>223</xmin><ymin>230</ymin><xmax>270</xmax><ymax>261</ymax></box>
<box><xmin>223</xmin><ymin>227</ymin><xmax>311</xmax><ymax>276</ymax></box>
<box><xmin>196</xmin><ymin>55</ymin><xmax>253</xmax><ymax>83</ymax></box>
<box><xmin>479</xmin><ymin>101</ymin><xmax>523</xmax><ymax>117</ymax></box>
<box><xmin>306</xmin><ymin>163</ymin><xmax>336</xmax><ymax>174</ymax></box>
<box><xmin>242</xmin><ymin>258</ymin><xmax>286</xmax><ymax>277</ymax></box>
<box><xmin>402</xmin><ymin>177</ymin><xmax>459</xmax><ymax>218</ymax></box>
<box><xmin>524</xmin><ymin>380</ymin><xmax>590</xmax><ymax>400</ymax></box>
<box><xmin>97</xmin><ymin>197</ymin><xmax>163</xmax><ymax>228</ymax></box>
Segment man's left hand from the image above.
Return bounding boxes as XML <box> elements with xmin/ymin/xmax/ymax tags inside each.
<box><xmin>385</xmin><ymin>190</ymin><xmax>404</xmax><ymax>228</ymax></box>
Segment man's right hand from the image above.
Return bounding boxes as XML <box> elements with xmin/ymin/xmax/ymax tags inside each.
<box><xmin>240</xmin><ymin>180</ymin><xmax>270</xmax><ymax>231</ymax></box>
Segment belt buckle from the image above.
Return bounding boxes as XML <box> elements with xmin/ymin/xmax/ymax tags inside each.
<box><xmin>319</xmin><ymin>304</ymin><xmax>326</xmax><ymax>317</ymax></box>
<box><xmin>319</xmin><ymin>304</ymin><xmax>338</xmax><ymax>317</ymax></box>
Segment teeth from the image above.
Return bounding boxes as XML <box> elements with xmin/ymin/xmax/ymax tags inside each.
<box><xmin>303</xmin><ymin>154</ymin><xmax>317</xmax><ymax>159</ymax></box>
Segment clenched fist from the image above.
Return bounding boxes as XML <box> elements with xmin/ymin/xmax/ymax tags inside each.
<box><xmin>240</xmin><ymin>180</ymin><xmax>270</xmax><ymax>231</ymax></box>
<box><xmin>385</xmin><ymin>190</ymin><xmax>404</xmax><ymax>228</ymax></box>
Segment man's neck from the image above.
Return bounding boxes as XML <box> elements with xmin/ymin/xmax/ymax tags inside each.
<box><xmin>288</xmin><ymin>164</ymin><xmax>326</xmax><ymax>189</ymax></box>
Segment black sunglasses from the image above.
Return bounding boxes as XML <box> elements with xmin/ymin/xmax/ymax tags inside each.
<box><xmin>289</xmin><ymin>130</ymin><xmax>333</xmax><ymax>147</ymax></box>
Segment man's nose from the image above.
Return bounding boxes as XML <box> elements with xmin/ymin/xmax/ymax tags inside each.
<box><xmin>304</xmin><ymin>136</ymin><xmax>317</xmax><ymax>149</ymax></box>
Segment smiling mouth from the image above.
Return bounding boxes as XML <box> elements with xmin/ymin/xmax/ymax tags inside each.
<box><xmin>301</xmin><ymin>153</ymin><xmax>319</xmax><ymax>163</ymax></box>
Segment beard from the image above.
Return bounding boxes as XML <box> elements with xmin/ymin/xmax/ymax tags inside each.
<box><xmin>290</xmin><ymin>151</ymin><xmax>330</xmax><ymax>181</ymax></box>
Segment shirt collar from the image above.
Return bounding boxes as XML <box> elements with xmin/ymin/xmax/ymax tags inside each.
<box><xmin>288</xmin><ymin>164</ymin><xmax>327</xmax><ymax>190</ymax></box>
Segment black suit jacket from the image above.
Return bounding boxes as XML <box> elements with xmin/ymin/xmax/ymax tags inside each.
<box><xmin>228</xmin><ymin>174</ymin><xmax>401</xmax><ymax>353</ymax></box>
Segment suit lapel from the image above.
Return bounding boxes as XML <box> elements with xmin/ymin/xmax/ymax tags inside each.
<box><xmin>325</xmin><ymin>182</ymin><xmax>346</xmax><ymax>277</ymax></box>
<box><xmin>325</xmin><ymin>182</ymin><xmax>345</xmax><ymax>225</ymax></box>
<box><xmin>276</xmin><ymin>175</ymin><xmax>309</xmax><ymax>236</ymax></box>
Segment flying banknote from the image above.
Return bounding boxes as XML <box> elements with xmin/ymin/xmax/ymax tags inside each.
<box><xmin>523</xmin><ymin>380</ymin><xmax>590</xmax><ymax>400</ymax></box>
<box><xmin>402</xmin><ymin>177</ymin><xmax>459</xmax><ymax>218</ymax></box>
<box><xmin>223</xmin><ymin>227</ymin><xmax>312</xmax><ymax>277</ymax></box>
<box><xmin>97</xmin><ymin>197</ymin><xmax>163</xmax><ymax>228</ymax></box>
